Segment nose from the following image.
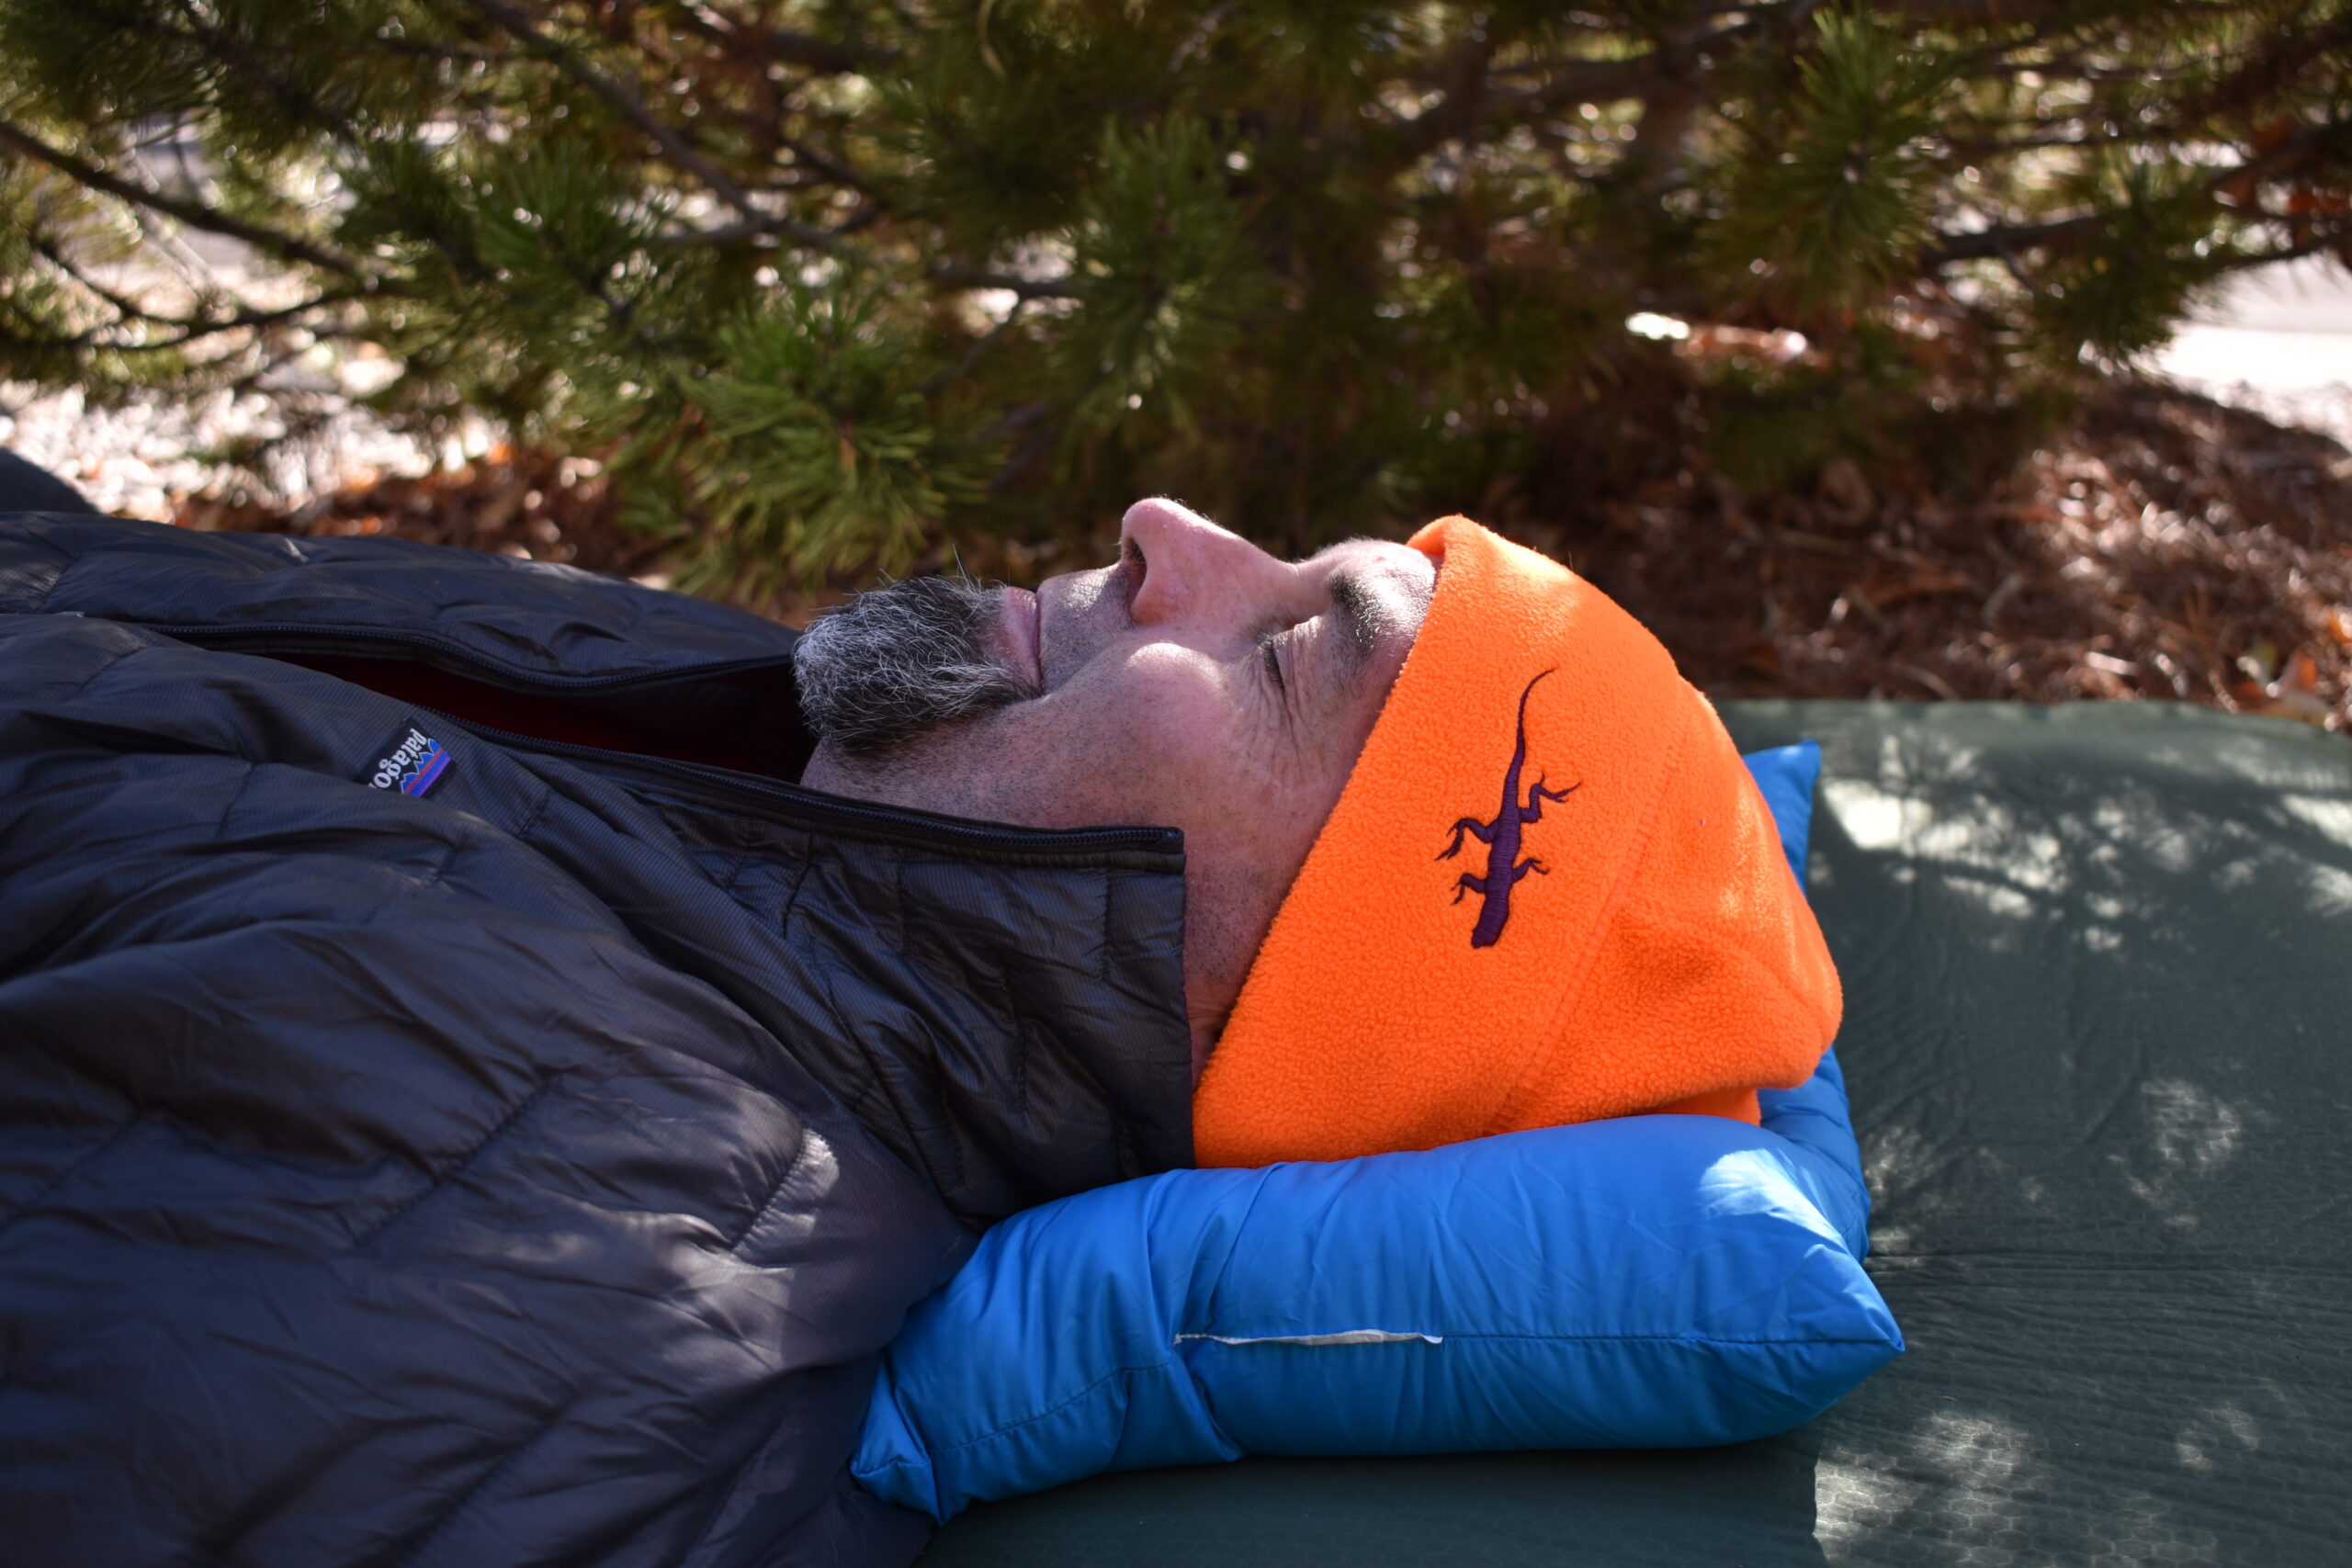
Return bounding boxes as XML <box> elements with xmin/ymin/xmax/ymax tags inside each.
<box><xmin>1119</xmin><ymin>498</ymin><xmax>1297</xmax><ymax>627</ymax></box>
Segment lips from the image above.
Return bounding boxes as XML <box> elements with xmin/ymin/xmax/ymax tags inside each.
<box><xmin>1001</xmin><ymin>586</ymin><xmax>1045</xmax><ymax>690</ymax></box>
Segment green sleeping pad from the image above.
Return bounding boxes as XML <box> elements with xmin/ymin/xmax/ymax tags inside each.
<box><xmin>922</xmin><ymin>700</ymin><xmax>2352</xmax><ymax>1568</ymax></box>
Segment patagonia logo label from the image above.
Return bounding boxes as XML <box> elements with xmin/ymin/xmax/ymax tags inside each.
<box><xmin>367</xmin><ymin>719</ymin><xmax>451</xmax><ymax>797</ymax></box>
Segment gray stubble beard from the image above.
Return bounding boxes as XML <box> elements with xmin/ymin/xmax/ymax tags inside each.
<box><xmin>792</xmin><ymin>574</ymin><xmax>1041</xmax><ymax>761</ymax></box>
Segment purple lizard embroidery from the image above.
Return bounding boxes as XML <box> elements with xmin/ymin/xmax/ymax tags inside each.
<box><xmin>1438</xmin><ymin>668</ymin><xmax>1579</xmax><ymax>948</ymax></box>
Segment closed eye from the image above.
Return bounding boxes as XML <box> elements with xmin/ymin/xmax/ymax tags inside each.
<box><xmin>1260</xmin><ymin>630</ymin><xmax>1287</xmax><ymax>693</ymax></box>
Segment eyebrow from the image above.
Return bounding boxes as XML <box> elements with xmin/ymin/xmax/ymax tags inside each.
<box><xmin>1309</xmin><ymin>562</ymin><xmax>1390</xmax><ymax>701</ymax></box>
<box><xmin>1329</xmin><ymin>568</ymin><xmax>1381</xmax><ymax>663</ymax></box>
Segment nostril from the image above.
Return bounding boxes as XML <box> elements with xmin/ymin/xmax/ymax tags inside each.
<box><xmin>1118</xmin><ymin>497</ymin><xmax>1217</xmax><ymax>622</ymax></box>
<box><xmin>1123</xmin><ymin>546</ymin><xmax>1147</xmax><ymax>613</ymax></box>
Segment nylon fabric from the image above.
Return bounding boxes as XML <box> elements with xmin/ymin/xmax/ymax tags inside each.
<box><xmin>0</xmin><ymin>514</ymin><xmax>1195</xmax><ymax>1568</ymax></box>
<box><xmin>857</xmin><ymin>1055</ymin><xmax>1896</xmax><ymax>1525</ymax></box>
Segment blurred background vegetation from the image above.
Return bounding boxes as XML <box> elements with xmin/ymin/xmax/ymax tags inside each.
<box><xmin>2</xmin><ymin>1</ymin><xmax>2348</xmax><ymax>718</ymax></box>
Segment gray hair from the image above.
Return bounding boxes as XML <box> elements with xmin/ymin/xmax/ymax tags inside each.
<box><xmin>793</xmin><ymin>573</ymin><xmax>1040</xmax><ymax>758</ymax></box>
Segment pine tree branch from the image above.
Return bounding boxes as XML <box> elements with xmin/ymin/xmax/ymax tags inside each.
<box><xmin>1943</xmin><ymin>128</ymin><xmax>2172</xmax><ymax>155</ymax></box>
<box><xmin>985</xmin><ymin>400</ymin><xmax>1055</xmax><ymax>496</ymax></box>
<box><xmin>636</xmin><ymin>10</ymin><xmax>883</xmax><ymax>209</ymax></box>
<box><xmin>762</xmin><ymin>27</ymin><xmax>890</xmax><ymax>74</ymax></box>
<box><xmin>29</xmin><ymin>238</ymin><xmax>165</xmax><ymax>332</ymax></box>
<box><xmin>2220</xmin><ymin>226</ymin><xmax>2352</xmax><ymax>270</ymax></box>
<box><xmin>2168</xmin><ymin>10</ymin><xmax>2352</xmax><ymax>131</ymax></box>
<box><xmin>161</xmin><ymin>0</ymin><xmax>344</xmax><ymax>136</ymax></box>
<box><xmin>91</xmin><ymin>295</ymin><xmax>367</xmax><ymax>355</ymax></box>
<box><xmin>654</xmin><ymin>213</ymin><xmax>792</xmax><ymax>247</ymax></box>
<box><xmin>1880</xmin><ymin>0</ymin><xmax>2085</xmax><ymax>22</ymax></box>
<box><xmin>455</xmin><ymin>0</ymin><xmax>847</xmax><ymax>252</ymax></box>
<box><xmin>778</xmin><ymin>133</ymin><xmax>877</xmax><ymax>200</ymax></box>
<box><xmin>1928</xmin><ymin>215</ymin><xmax>2097</xmax><ymax>275</ymax></box>
<box><xmin>931</xmin><ymin>269</ymin><xmax>1076</xmax><ymax>300</ymax></box>
<box><xmin>23</xmin><ymin>229</ymin><xmax>364</xmax><ymax>353</ymax></box>
<box><xmin>656</xmin><ymin>198</ymin><xmax>882</xmax><ymax>248</ymax></box>
<box><xmin>455</xmin><ymin>0</ymin><xmax>752</xmax><ymax>201</ymax></box>
<box><xmin>366</xmin><ymin>35</ymin><xmax>509</xmax><ymax>62</ymax></box>
<box><xmin>652</xmin><ymin>2</ymin><xmax>893</xmax><ymax>75</ymax></box>
<box><xmin>141</xmin><ymin>291</ymin><xmax>369</xmax><ymax>350</ymax></box>
<box><xmin>1947</xmin><ymin>50</ymin><xmax>2352</xmax><ymax>154</ymax></box>
<box><xmin>1482</xmin><ymin>55</ymin><xmax>1669</xmax><ymax>94</ymax></box>
<box><xmin>1928</xmin><ymin>118</ymin><xmax>2352</xmax><ymax>271</ymax></box>
<box><xmin>1465</xmin><ymin>16</ymin><xmax>1768</xmax><ymax>147</ymax></box>
<box><xmin>1168</xmin><ymin>4</ymin><xmax>1238</xmax><ymax>74</ymax></box>
<box><xmin>1385</xmin><ymin>34</ymin><xmax>1506</xmax><ymax>163</ymax></box>
<box><xmin>1926</xmin><ymin>213</ymin><xmax>2105</xmax><ymax>265</ymax></box>
<box><xmin>917</xmin><ymin>302</ymin><xmax>1033</xmax><ymax>395</ymax></box>
<box><xmin>2212</xmin><ymin>118</ymin><xmax>2352</xmax><ymax>196</ymax></box>
<box><xmin>0</xmin><ymin>119</ymin><xmax>363</xmax><ymax>276</ymax></box>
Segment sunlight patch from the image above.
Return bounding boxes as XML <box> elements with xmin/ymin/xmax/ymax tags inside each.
<box><xmin>1823</xmin><ymin>778</ymin><xmax>1913</xmax><ymax>850</ymax></box>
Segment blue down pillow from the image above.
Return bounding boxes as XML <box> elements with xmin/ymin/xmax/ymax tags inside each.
<box><xmin>854</xmin><ymin>741</ymin><xmax>1898</xmax><ymax>1523</ymax></box>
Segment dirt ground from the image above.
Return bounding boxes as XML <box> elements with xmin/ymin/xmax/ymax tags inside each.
<box><xmin>1532</xmin><ymin>379</ymin><xmax>2351</xmax><ymax>730</ymax></box>
<box><xmin>175</xmin><ymin>377</ymin><xmax>2352</xmax><ymax>733</ymax></box>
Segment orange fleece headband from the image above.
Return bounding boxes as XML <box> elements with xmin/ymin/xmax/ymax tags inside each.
<box><xmin>1192</xmin><ymin>516</ymin><xmax>1840</xmax><ymax>1168</ymax></box>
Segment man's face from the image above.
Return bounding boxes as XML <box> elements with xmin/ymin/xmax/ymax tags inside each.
<box><xmin>797</xmin><ymin>497</ymin><xmax>1436</xmax><ymax>1072</ymax></box>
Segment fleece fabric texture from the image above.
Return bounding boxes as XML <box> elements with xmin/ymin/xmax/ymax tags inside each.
<box><xmin>1195</xmin><ymin>517</ymin><xmax>1842</xmax><ymax>1168</ymax></box>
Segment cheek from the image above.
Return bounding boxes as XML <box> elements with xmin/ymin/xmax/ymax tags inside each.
<box><xmin>1079</xmin><ymin>647</ymin><xmax>1248</xmax><ymax>780</ymax></box>
<box><xmin>1029</xmin><ymin>646</ymin><xmax>1265</xmax><ymax>824</ymax></box>
<box><xmin>1117</xmin><ymin>642</ymin><xmax>1246</xmax><ymax>729</ymax></box>
<box><xmin>1080</xmin><ymin>653</ymin><xmax>1329</xmax><ymax>891</ymax></box>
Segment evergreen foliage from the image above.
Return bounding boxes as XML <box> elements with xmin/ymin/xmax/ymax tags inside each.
<box><xmin>3</xmin><ymin>0</ymin><xmax>2347</xmax><ymax>582</ymax></box>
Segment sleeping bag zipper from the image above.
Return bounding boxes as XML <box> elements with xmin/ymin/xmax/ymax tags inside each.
<box><xmin>141</xmin><ymin>620</ymin><xmax>1180</xmax><ymax>862</ymax></box>
<box><xmin>138</xmin><ymin>621</ymin><xmax>790</xmax><ymax>690</ymax></box>
<box><xmin>423</xmin><ymin>706</ymin><xmax>1183</xmax><ymax>863</ymax></box>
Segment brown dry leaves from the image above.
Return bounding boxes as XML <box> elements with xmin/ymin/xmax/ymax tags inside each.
<box><xmin>173</xmin><ymin>446</ymin><xmax>672</xmax><ymax>583</ymax></box>
<box><xmin>1508</xmin><ymin>380</ymin><xmax>2352</xmax><ymax>732</ymax></box>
